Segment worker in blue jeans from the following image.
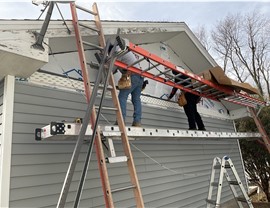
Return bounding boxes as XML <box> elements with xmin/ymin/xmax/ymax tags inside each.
<box><xmin>111</xmin><ymin>44</ymin><xmax>144</xmax><ymax>127</ymax></box>
<box><xmin>118</xmin><ymin>74</ymin><xmax>144</xmax><ymax>127</ymax></box>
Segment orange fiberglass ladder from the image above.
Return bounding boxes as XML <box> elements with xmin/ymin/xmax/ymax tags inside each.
<box><xmin>56</xmin><ymin>3</ymin><xmax>144</xmax><ymax>208</ymax></box>
<box><xmin>113</xmin><ymin>38</ymin><xmax>270</xmax><ymax>153</ymax></box>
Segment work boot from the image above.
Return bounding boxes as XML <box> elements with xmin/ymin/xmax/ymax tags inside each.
<box><xmin>198</xmin><ymin>127</ymin><xmax>206</xmax><ymax>131</ymax></box>
<box><xmin>132</xmin><ymin>122</ymin><xmax>141</xmax><ymax>127</ymax></box>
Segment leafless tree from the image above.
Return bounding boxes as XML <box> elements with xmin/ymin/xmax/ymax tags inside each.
<box><xmin>193</xmin><ymin>25</ymin><xmax>212</xmax><ymax>52</ymax></box>
<box><xmin>196</xmin><ymin>11</ymin><xmax>270</xmax><ymax>202</ymax></box>
<box><xmin>211</xmin><ymin>12</ymin><xmax>270</xmax><ymax>99</ymax></box>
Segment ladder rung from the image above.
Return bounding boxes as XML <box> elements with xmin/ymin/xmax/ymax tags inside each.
<box><xmin>215</xmin><ymin>93</ymin><xmax>227</xmax><ymax>99</ymax></box>
<box><xmin>106</xmin><ymin>156</ymin><xmax>128</xmax><ymax>163</ymax></box>
<box><xmin>202</xmin><ymin>87</ymin><xmax>216</xmax><ymax>94</ymax></box>
<box><xmin>95</xmin><ymin>106</ymin><xmax>117</xmax><ymax>111</ymax></box>
<box><xmin>193</xmin><ymin>84</ymin><xmax>208</xmax><ymax>91</ymax></box>
<box><xmin>190</xmin><ymin>80</ymin><xmax>199</xmax><ymax>86</ymax></box>
<box><xmin>176</xmin><ymin>78</ymin><xmax>191</xmax><ymax>85</ymax></box>
<box><xmin>164</xmin><ymin>75</ymin><xmax>175</xmax><ymax>82</ymax></box>
<box><xmin>236</xmin><ymin>196</ymin><xmax>248</xmax><ymax>203</ymax></box>
<box><xmin>208</xmin><ymin>90</ymin><xmax>223</xmax><ymax>96</ymax></box>
<box><xmin>75</xmin><ymin>4</ymin><xmax>97</xmax><ymax>16</ymax></box>
<box><xmin>79</xmin><ymin>23</ymin><xmax>100</xmax><ymax>33</ymax></box>
<box><xmin>174</xmin><ymin>73</ymin><xmax>185</xmax><ymax>79</ymax></box>
<box><xmin>214</xmin><ymin>164</ymin><xmax>231</xmax><ymax>169</ymax></box>
<box><xmin>211</xmin><ymin>182</ymin><xmax>219</xmax><ymax>187</ymax></box>
<box><xmin>82</xmin><ymin>41</ymin><xmax>103</xmax><ymax>51</ymax></box>
<box><xmin>111</xmin><ymin>185</ymin><xmax>135</xmax><ymax>193</ymax></box>
<box><xmin>142</xmin><ymin>63</ymin><xmax>160</xmax><ymax>72</ymax></box>
<box><xmin>228</xmin><ymin>181</ymin><xmax>240</xmax><ymax>185</ymax></box>
<box><xmin>206</xmin><ymin>199</ymin><xmax>217</xmax><ymax>205</ymax></box>
<box><xmin>127</xmin><ymin>57</ymin><xmax>145</xmax><ymax>68</ymax></box>
<box><xmin>184</xmin><ymin>84</ymin><xmax>194</xmax><ymax>88</ymax></box>
<box><xmin>97</xmin><ymin>85</ymin><xmax>113</xmax><ymax>91</ymax></box>
<box><xmin>153</xmin><ymin>68</ymin><xmax>171</xmax><ymax>78</ymax></box>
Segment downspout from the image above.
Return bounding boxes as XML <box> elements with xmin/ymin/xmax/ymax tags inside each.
<box><xmin>0</xmin><ymin>75</ymin><xmax>15</xmax><ymax>207</ymax></box>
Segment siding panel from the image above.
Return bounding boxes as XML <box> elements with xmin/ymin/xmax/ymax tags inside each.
<box><xmin>10</xmin><ymin>82</ymin><xmax>246</xmax><ymax>207</ymax></box>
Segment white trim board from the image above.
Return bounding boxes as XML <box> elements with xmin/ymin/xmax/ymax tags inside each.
<box><xmin>0</xmin><ymin>75</ymin><xmax>15</xmax><ymax>208</ymax></box>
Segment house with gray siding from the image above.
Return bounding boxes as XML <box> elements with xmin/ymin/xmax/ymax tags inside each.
<box><xmin>0</xmin><ymin>14</ymin><xmax>259</xmax><ymax>208</ymax></box>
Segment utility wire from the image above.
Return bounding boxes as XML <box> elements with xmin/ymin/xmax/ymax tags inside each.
<box><xmin>130</xmin><ymin>142</ymin><xmax>203</xmax><ymax>178</ymax></box>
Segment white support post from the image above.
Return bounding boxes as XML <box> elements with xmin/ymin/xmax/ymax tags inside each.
<box><xmin>233</xmin><ymin>120</ymin><xmax>249</xmax><ymax>192</ymax></box>
<box><xmin>0</xmin><ymin>75</ymin><xmax>15</xmax><ymax>208</ymax></box>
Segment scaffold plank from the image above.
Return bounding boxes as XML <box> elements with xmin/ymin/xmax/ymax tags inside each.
<box><xmin>35</xmin><ymin>123</ymin><xmax>261</xmax><ymax>141</ymax></box>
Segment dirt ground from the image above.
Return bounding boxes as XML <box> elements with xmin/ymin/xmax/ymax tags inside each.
<box><xmin>250</xmin><ymin>192</ymin><xmax>267</xmax><ymax>202</ymax></box>
<box><xmin>252</xmin><ymin>202</ymin><xmax>270</xmax><ymax>208</ymax></box>
<box><xmin>251</xmin><ymin>192</ymin><xmax>270</xmax><ymax>208</ymax></box>
<box><xmin>222</xmin><ymin>195</ymin><xmax>270</xmax><ymax>208</ymax></box>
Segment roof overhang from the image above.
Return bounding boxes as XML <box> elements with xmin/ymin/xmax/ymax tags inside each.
<box><xmin>0</xmin><ymin>20</ymin><xmax>216</xmax><ymax>72</ymax></box>
<box><xmin>0</xmin><ymin>19</ymin><xmax>248</xmax><ymax>115</ymax></box>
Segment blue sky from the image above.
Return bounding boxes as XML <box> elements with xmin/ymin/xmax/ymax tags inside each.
<box><xmin>0</xmin><ymin>1</ymin><xmax>270</xmax><ymax>30</ymax></box>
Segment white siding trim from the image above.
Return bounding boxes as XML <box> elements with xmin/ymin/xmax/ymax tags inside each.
<box><xmin>0</xmin><ymin>75</ymin><xmax>15</xmax><ymax>207</ymax></box>
<box><xmin>234</xmin><ymin>120</ymin><xmax>249</xmax><ymax>190</ymax></box>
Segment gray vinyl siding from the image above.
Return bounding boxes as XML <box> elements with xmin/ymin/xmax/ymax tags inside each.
<box><xmin>10</xmin><ymin>81</ymin><xmax>244</xmax><ymax>208</ymax></box>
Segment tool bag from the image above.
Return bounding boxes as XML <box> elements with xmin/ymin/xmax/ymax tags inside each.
<box><xmin>178</xmin><ymin>92</ymin><xmax>187</xmax><ymax>106</ymax></box>
<box><xmin>118</xmin><ymin>74</ymin><xmax>131</xmax><ymax>89</ymax></box>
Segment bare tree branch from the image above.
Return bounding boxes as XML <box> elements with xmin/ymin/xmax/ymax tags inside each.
<box><xmin>210</xmin><ymin>11</ymin><xmax>270</xmax><ymax>99</ymax></box>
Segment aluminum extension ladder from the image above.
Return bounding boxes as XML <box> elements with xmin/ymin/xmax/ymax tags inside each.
<box><xmin>57</xmin><ymin>3</ymin><xmax>144</xmax><ymax>208</ymax></box>
<box><xmin>206</xmin><ymin>156</ymin><xmax>254</xmax><ymax>208</ymax></box>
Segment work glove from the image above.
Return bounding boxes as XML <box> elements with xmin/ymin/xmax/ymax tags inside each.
<box><xmin>142</xmin><ymin>80</ymin><xmax>149</xmax><ymax>91</ymax></box>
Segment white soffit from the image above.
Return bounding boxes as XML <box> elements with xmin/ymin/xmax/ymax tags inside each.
<box><xmin>166</xmin><ymin>32</ymin><xmax>214</xmax><ymax>74</ymax></box>
<box><xmin>48</xmin><ymin>31</ymin><xmax>181</xmax><ymax>54</ymax></box>
<box><xmin>48</xmin><ymin>21</ymin><xmax>185</xmax><ymax>53</ymax></box>
<box><xmin>221</xmin><ymin>100</ymin><xmax>251</xmax><ymax>115</ymax></box>
<box><xmin>0</xmin><ymin>29</ymin><xmax>48</xmax><ymax>80</ymax></box>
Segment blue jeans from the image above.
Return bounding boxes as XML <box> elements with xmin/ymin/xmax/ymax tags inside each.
<box><xmin>118</xmin><ymin>74</ymin><xmax>144</xmax><ymax>123</ymax></box>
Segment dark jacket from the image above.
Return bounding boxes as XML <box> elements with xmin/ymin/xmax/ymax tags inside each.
<box><xmin>168</xmin><ymin>73</ymin><xmax>200</xmax><ymax>104</ymax></box>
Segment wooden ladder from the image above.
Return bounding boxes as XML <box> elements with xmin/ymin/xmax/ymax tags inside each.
<box><xmin>56</xmin><ymin>2</ymin><xmax>144</xmax><ymax>208</ymax></box>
